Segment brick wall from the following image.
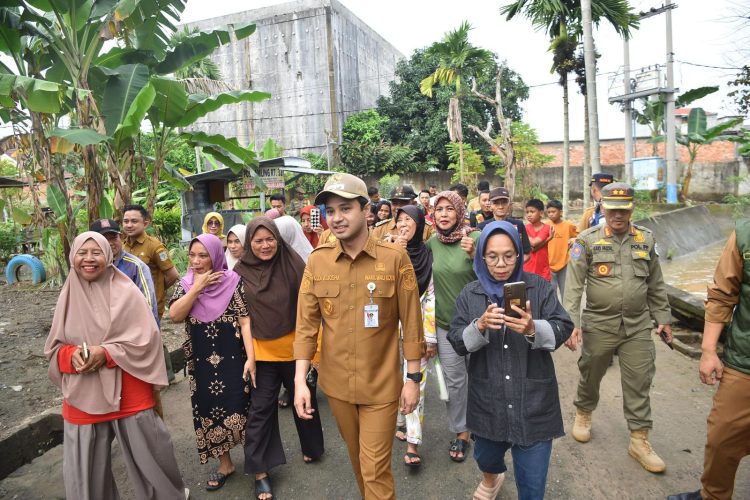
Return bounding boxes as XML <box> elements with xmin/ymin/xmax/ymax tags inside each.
<box><xmin>538</xmin><ymin>138</ymin><xmax>738</xmax><ymax>168</ymax></box>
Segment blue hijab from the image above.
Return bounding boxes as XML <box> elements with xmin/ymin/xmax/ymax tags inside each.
<box><xmin>473</xmin><ymin>220</ymin><xmax>524</xmax><ymax>304</ymax></box>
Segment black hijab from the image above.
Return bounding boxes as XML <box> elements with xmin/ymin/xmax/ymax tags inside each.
<box><xmin>395</xmin><ymin>205</ymin><xmax>432</xmax><ymax>296</ymax></box>
<box><xmin>233</xmin><ymin>217</ymin><xmax>306</xmax><ymax>340</ymax></box>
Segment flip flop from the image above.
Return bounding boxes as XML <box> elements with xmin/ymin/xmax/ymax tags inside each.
<box><xmin>205</xmin><ymin>471</ymin><xmax>233</xmax><ymax>491</ymax></box>
<box><xmin>449</xmin><ymin>438</ymin><xmax>469</xmax><ymax>463</ymax></box>
<box><xmin>404</xmin><ymin>452</ymin><xmax>421</xmax><ymax>468</ymax></box>
<box><xmin>255</xmin><ymin>475</ymin><xmax>273</xmax><ymax>500</ymax></box>
<box><xmin>395</xmin><ymin>425</ymin><xmax>407</xmax><ymax>442</ymax></box>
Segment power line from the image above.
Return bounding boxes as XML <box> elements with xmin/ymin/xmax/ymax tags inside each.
<box><xmin>676</xmin><ymin>60</ymin><xmax>745</xmax><ymax>71</ymax></box>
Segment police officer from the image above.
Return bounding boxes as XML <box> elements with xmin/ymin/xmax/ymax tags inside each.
<box><xmin>564</xmin><ymin>182</ymin><xmax>672</xmax><ymax>473</ymax></box>
<box><xmin>578</xmin><ymin>173</ymin><xmax>614</xmax><ymax>232</ymax></box>
<box><xmin>293</xmin><ymin>173</ymin><xmax>424</xmax><ymax>499</ymax></box>
<box><xmin>372</xmin><ymin>185</ymin><xmax>434</xmax><ymax>242</ymax></box>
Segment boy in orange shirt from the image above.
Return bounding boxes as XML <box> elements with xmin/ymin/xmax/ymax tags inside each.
<box><xmin>545</xmin><ymin>199</ymin><xmax>578</xmax><ymax>300</ymax></box>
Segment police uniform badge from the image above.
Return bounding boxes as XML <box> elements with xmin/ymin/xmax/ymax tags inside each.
<box><xmin>596</xmin><ymin>263</ymin><xmax>612</xmax><ymax>276</ymax></box>
<box><xmin>634</xmin><ymin>231</ymin><xmax>645</xmax><ymax>243</ymax></box>
<box><xmin>571</xmin><ymin>242</ymin><xmax>584</xmax><ymax>260</ymax></box>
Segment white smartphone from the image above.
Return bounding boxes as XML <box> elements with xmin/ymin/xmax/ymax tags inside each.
<box><xmin>310</xmin><ymin>207</ymin><xmax>320</xmax><ymax>229</ymax></box>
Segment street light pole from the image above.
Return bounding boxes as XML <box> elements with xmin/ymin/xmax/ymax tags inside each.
<box><xmin>623</xmin><ymin>39</ymin><xmax>633</xmax><ymax>184</ymax></box>
<box><xmin>581</xmin><ymin>0</ymin><xmax>601</xmax><ymax>175</ymax></box>
<box><xmin>664</xmin><ymin>0</ymin><xmax>678</xmax><ymax>203</ymax></box>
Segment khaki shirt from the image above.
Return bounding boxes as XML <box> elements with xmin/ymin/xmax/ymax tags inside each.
<box><xmin>578</xmin><ymin>205</ymin><xmax>607</xmax><ymax>233</ymax></box>
<box><xmin>371</xmin><ymin>218</ymin><xmax>434</xmax><ymax>243</ymax></box>
<box><xmin>705</xmin><ymin>231</ymin><xmax>742</xmax><ymax>323</ymax></box>
<box><xmin>293</xmin><ymin>233</ymin><xmax>425</xmax><ymax>404</ymax></box>
<box><xmin>563</xmin><ymin>223</ymin><xmax>672</xmax><ymax>334</ymax></box>
<box><xmin>124</xmin><ymin>233</ymin><xmax>174</xmax><ymax>317</ymax></box>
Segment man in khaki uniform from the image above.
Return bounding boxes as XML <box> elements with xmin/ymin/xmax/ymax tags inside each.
<box><xmin>372</xmin><ymin>185</ymin><xmax>434</xmax><ymax>242</ymax></box>
<box><xmin>578</xmin><ymin>173</ymin><xmax>614</xmax><ymax>232</ymax></box>
<box><xmin>293</xmin><ymin>173</ymin><xmax>424</xmax><ymax>500</ymax></box>
<box><xmin>122</xmin><ymin>204</ymin><xmax>179</xmax><ymax>380</ymax></box>
<box><xmin>564</xmin><ymin>183</ymin><xmax>673</xmax><ymax>473</ymax></box>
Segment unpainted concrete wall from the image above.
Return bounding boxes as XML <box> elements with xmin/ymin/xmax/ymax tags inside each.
<box><xmin>184</xmin><ymin>0</ymin><xmax>402</xmax><ymax>155</ymax></box>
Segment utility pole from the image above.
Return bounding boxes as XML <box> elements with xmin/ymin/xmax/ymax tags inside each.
<box><xmin>581</xmin><ymin>0</ymin><xmax>601</xmax><ymax>175</ymax></box>
<box><xmin>623</xmin><ymin>39</ymin><xmax>633</xmax><ymax>184</ymax></box>
<box><xmin>664</xmin><ymin>0</ymin><xmax>678</xmax><ymax>203</ymax></box>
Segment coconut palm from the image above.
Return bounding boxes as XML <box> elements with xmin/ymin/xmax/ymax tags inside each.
<box><xmin>502</xmin><ymin>0</ymin><xmax>638</xmax><ymax>208</ymax></box>
<box><xmin>420</xmin><ymin>21</ymin><xmax>494</xmax><ymax>183</ymax></box>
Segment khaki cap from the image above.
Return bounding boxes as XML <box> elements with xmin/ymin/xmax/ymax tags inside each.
<box><xmin>601</xmin><ymin>182</ymin><xmax>635</xmax><ymax>210</ymax></box>
<box><xmin>314</xmin><ymin>173</ymin><xmax>369</xmax><ymax>205</ymax></box>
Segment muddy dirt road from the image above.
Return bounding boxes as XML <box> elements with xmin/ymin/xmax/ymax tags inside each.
<box><xmin>1</xmin><ymin>330</ymin><xmax>748</xmax><ymax>499</ymax></box>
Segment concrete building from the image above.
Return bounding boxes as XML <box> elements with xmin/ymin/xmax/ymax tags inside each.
<box><xmin>184</xmin><ymin>0</ymin><xmax>403</xmax><ymax>157</ymax></box>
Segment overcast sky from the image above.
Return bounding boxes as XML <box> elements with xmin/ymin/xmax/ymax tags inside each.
<box><xmin>184</xmin><ymin>0</ymin><xmax>747</xmax><ymax>142</ymax></box>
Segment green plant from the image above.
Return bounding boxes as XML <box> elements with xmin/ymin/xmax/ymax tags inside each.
<box><xmin>446</xmin><ymin>143</ymin><xmax>485</xmax><ymax>186</ymax></box>
<box><xmin>40</xmin><ymin>227</ymin><xmax>66</xmax><ymax>286</ymax></box>
<box><xmin>0</xmin><ymin>222</ymin><xmax>20</xmax><ymax>261</ymax></box>
<box><xmin>151</xmin><ymin>205</ymin><xmax>182</xmax><ymax>246</ymax></box>
<box><xmin>378</xmin><ymin>174</ymin><xmax>401</xmax><ymax>199</ymax></box>
<box><xmin>723</xmin><ymin>193</ymin><xmax>750</xmax><ymax>219</ymax></box>
<box><xmin>169</xmin><ymin>244</ymin><xmax>188</xmax><ymax>275</ymax></box>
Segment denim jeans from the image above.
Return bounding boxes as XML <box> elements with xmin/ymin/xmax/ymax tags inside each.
<box><xmin>473</xmin><ymin>435</ymin><xmax>552</xmax><ymax>500</ymax></box>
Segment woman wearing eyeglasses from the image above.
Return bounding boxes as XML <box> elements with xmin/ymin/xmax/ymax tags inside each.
<box><xmin>447</xmin><ymin>220</ymin><xmax>572</xmax><ymax>500</ymax></box>
<box><xmin>203</xmin><ymin>212</ymin><xmax>227</xmax><ymax>248</ymax></box>
<box><xmin>425</xmin><ymin>191</ymin><xmax>480</xmax><ymax>463</ymax></box>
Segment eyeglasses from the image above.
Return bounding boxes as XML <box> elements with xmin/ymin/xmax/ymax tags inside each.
<box><xmin>207</xmin><ymin>220</ymin><xmax>221</xmax><ymax>227</ymax></box>
<box><xmin>483</xmin><ymin>253</ymin><xmax>518</xmax><ymax>267</ymax></box>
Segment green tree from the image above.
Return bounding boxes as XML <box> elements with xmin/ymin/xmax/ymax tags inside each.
<box><xmin>510</xmin><ymin>121</ymin><xmax>554</xmax><ymax>200</ymax></box>
<box><xmin>377</xmin><ymin>49</ymin><xmax>527</xmax><ymax>171</ymax></box>
<box><xmin>502</xmin><ymin>0</ymin><xmax>638</xmax><ymax>208</ymax></box>
<box><xmin>656</xmin><ymin>109</ymin><xmax>743</xmax><ymax>199</ymax></box>
<box><xmin>420</xmin><ymin>21</ymin><xmax>495</xmax><ymax>183</ymax></box>
<box><xmin>339</xmin><ymin>110</ymin><xmax>419</xmax><ymax>177</ymax></box>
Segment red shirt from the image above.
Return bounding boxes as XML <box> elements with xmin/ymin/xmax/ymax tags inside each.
<box><xmin>57</xmin><ymin>345</ymin><xmax>155</xmax><ymax>424</ymax></box>
<box><xmin>523</xmin><ymin>223</ymin><xmax>552</xmax><ymax>281</ymax></box>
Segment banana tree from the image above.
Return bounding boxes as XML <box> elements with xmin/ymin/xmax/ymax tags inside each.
<box><xmin>657</xmin><ymin>108</ymin><xmax>743</xmax><ymax>199</ymax></box>
<box><xmin>633</xmin><ymin>86</ymin><xmax>719</xmax><ymax>155</ymax></box>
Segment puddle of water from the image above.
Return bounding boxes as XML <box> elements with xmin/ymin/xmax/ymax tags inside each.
<box><xmin>660</xmin><ymin>240</ymin><xmax>726</xmax><ymax>298</ymax></box>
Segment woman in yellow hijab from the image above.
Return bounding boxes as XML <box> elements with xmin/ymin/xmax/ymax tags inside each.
<box><xmin>202</xmin><ymin>212</ymin><xmax>227</xmax><ymax>248</ymax></box>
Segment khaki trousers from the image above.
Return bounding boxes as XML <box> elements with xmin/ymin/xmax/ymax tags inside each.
<box><xmin>574</xmin><ymin>324</ymin><xmax>656</xmax><ymax>430</ymax></box>
<box><xmin>701</xmin><ymin>367</ymin><xmax>750</xmax><ymax>500</ymax></box>
<box><xmin>327</xmin><ymin>396</ymin><xmax>399</xmax><ymax>500</ymax></box>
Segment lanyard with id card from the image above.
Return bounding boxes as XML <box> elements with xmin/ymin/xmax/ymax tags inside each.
<box><xmin>364</xmin><ymin>282</ymin><xmax>379</xmax><ymax>328</ymax></box>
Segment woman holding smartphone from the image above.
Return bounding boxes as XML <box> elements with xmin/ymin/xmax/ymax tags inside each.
<box><xmin>448</xmin><ymin>220</ymin><xmax>573</xmax><ymax>500</ymax></box>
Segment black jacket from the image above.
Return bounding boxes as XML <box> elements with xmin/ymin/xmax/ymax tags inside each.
<box><xmin>448</xmin><ymin>272</ymin><xmax>573</xmax><ymax>445</ymax></box>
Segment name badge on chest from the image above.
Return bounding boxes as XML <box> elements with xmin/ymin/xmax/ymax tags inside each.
<box><xmin>365</xmin><ymin>282</ymin><xmax>379</xmax><ymax>328</ymax></box>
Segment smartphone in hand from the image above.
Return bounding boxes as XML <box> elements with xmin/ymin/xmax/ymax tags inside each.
<box><xmin>310</xmin><ymin>208</ymin><xmax>320</xmax><ymax>230</ymax></box>
<box><xmin>659</xmin><ymin>330</ymin><xmax>674</xmax><ymax>350</ymax></box>
<box><xmin>503</xmin><ymin>282</ymin><xmax>527</xmax><ymax>319</ymax></box>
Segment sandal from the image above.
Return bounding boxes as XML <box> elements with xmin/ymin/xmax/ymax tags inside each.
<box><xmin>255</xmin><ymin>475</ymin><xmax>273</xmax><ymax>500</ymax></box>
<box><xmin>205</xmin><ymin>470</ymin><xmax>233</xmax><ymax>491</ymax></box>
<box><xmin>278</xmin><ymin>387</ymin><xmax>290</xmax><ymax>408</ymax></box>
<box><xmin>449</xmin><ymin>438</ymin><xmax>469</xmax><ymax>462</ymax></box>
<box><xmin>395</xmin><ymin>425</ymin><xmax>407</xmax><ymax>442</ymax></box>
<box><xmin>472</xmin><ymin>472</ymin><xmax>505</xmax><ymax>500</ymax></box>
<box><xmin>404</xmin><ymin>452</ymin><xmax>421</xmax><ymax>468</ymax></box>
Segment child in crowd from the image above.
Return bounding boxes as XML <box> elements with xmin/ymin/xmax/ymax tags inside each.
<box><xmin>523</xmin><ymin>199</ymin><xmax>552</xmax><ymax>281</ymax></box>
<box><xmin>545</xmin><ymin>199</ymin><xmax>578</xmax><ymax>300</ymax></box>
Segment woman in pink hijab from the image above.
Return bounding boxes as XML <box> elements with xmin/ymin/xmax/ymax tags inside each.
<box><xmin>169</xmin><ymin>233</ymin><xmax>254</xmax><ymax>492</ymax></box>
<box><xmin>44</xmin><ymin>231</ymin><xmax>185</xmax><ymax>500</ymax></box>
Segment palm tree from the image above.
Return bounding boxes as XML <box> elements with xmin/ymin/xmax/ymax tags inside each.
<box><xmin>502</xmin><ymin>0</ymin><xmax>638</xmax><ymax>207</ymax></box>
<box><xmin>420</xmin><ymin>21</ymin><xmax>494</xmax><ymax>183</ymax></box>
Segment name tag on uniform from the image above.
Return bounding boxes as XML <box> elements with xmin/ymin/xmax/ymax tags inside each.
<box><xmin>364</xmin><ymin>304</ymin><xmax>379</xmax><ymax>328</ymax></box>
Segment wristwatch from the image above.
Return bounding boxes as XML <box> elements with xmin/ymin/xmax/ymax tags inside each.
<box><xmin>406</xmin><ymin>372</ymin><xmax>423</xmax><ymax>383</ymax></box>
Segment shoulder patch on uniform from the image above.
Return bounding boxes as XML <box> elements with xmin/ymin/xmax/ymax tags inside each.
<box><xmin>633</xmin><ymin>224</ymin><xmax>652</xmax><ymax>233</ymax></box>
<box><xmin>374</xmin><ymin>218</ymin><xmax>392</xmax><ymax>227</ymax></box>
<box><xmin>159</xmin><ymin>250</ymin><xmax>168</xmax><ymax>261</ymax></box>
<box><xmin>399</xmin><ymin>264</ymin><xmax>417</xmax><ymax>291</ymax></box>
<box><xmin>312</xmin><ymin>241</ymin><xmax>337</xmax><ymax>251</ymax></box>
<box><xmin>571</xmin><ymin>242</ymin><xmax>584</xmax><ymax>260</ymax></box>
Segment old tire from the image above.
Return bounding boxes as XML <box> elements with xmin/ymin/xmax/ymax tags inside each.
<box><xmin>5</xmin><ymin>254</ymin><xmax>46</xmax><ymax>285</ymax></box>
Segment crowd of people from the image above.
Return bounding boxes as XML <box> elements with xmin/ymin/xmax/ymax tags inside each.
<box><xmin>43</xmin><ymin>172</ymin><xmax>749</xmax><ymax>500</ymax></box>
